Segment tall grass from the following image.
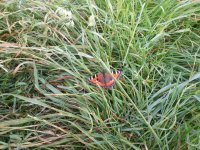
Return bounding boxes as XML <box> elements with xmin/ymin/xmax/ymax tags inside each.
<box><xmin>0</xmin><ymin>0</ymin><xmax>200</xmax><ymax>149</ymax></box>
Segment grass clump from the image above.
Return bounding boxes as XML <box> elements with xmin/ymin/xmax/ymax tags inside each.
<box><xmin>0</xmin><ymin>0</ymin><xmax>200</xmax><ymax>149</ymax></box>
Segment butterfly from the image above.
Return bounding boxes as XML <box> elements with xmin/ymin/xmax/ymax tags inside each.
<box><xmin>87</xmin><ymin>70</ymin><xmax>122</xmax><ymax>88</ymax></box>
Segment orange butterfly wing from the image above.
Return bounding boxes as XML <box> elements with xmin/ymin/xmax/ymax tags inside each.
<box><xmin>88</xmin><ymin>70</ymin><xmax>121</xmax><ymax>88</ymax></box>
<box><xmin>87</xmin><ymin>73</ymin><xmax>107</xmax><ymax>87</ymax></box>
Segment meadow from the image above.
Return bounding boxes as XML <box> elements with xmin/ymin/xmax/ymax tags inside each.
<box><xmin>0</xmin><ymin>0</ymin><xmax>200</xmax><ymax>149</ymax></box>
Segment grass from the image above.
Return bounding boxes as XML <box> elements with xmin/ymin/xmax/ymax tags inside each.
<box><xmin>0</xmin><ymin>0</ymin><xmax>200</xmax><ymax>149</ymax></box>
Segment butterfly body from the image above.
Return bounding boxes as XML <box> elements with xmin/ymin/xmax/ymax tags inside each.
<box><xmin>87</xmin><ymin>70</ymin><xmax>122</xmax><ymax>88</ymax></box>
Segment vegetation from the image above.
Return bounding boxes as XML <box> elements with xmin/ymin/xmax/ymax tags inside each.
<box><xmin>0</xmin><ymin>0</ymin><xmax>200</xmax><ymax>149</ymax></box>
